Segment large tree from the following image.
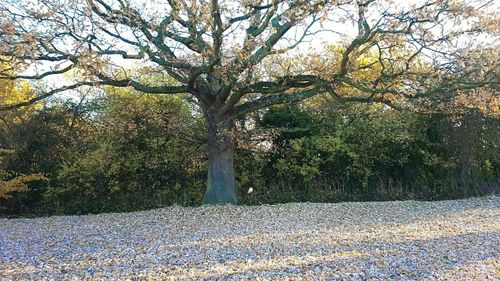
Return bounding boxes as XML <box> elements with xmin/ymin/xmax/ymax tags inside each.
<box><xmin>0</xmin><ymin>0</ymin><xmax>498</xmax><ymax>204</ymax></box>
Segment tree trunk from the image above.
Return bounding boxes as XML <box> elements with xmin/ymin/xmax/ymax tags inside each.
<box><xmin>203</xmin><ymin>109</ymin><xmax>237</xmax><ymax>204</ymax></box>
<box><xmin>458</xmin><ymin>112</ymin><xmax>476</xmax><ymax>198</ymax></box>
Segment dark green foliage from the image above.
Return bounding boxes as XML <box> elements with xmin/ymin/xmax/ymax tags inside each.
<box><xmin>259</xmin><ymin>103</ymin><xmax>318</xmax><ymax>140</ymax></box>
<box><xmin>1</xmin><ymin>95</ymin><xmax>499</xmax><ymax>216</ymax></box>
<box><xmin>237</xmin><ymin>104</ymin><xmax>499</xmax><ymax>205</ymax></box>
<box><xmin>42</xmin><ymin>92</ymin><xmax>206</xmax><ymax>214</ymax></box>
<box><xmin>0</xmin><ymin>101</ymin><xmax>95</xmax><ymax>214</ymax></box>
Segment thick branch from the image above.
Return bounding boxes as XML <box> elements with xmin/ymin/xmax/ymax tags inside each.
<box><xmin>0</xmin><ymin>82</ymin><xmax>92</xmax><ymax>112</ymax></box>
<box><xmin>234</xmin><ymin>87</ymin><xmax>327</xmax><ymax>117</ymax></box>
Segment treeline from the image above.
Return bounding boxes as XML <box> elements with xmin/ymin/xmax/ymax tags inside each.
<box><xmin>1</xmin><ymin>88</ymin><xmax>499</xmax><ymax>216</ymax></box>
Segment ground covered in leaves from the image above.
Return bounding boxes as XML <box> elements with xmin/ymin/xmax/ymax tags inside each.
<box><xmin>1</xmin><ymin>197</ymin><xmax>499</xmax><ymax>280</ymax></box>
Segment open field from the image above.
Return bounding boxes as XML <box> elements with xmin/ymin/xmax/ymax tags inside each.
<box><xmin>1</xmin><ymin>197</ymin><xmax>499</xmax><ymax>280</ymax></box>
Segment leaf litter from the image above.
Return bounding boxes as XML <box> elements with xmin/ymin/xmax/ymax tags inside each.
<box><xmin>1</xmin><ymin>197</ymin><xmax>499</xmax><ymax>280</ymax></box>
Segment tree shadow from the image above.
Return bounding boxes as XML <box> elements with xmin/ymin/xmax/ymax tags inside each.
<box><xmin>195</xmin><ymin>231</ymin><xmax>500</xmax><ymax>280</ymax></box>
<box><xmin>1</xmin><ymin>197</ymin><xmax>499</xmax><ymax>279</ymax></box>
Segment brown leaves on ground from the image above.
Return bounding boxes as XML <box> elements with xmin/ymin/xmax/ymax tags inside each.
<box><xmin>1</xmin><ymin>197</ymin><xmax>499</xmax><ymax>280</ymax></box>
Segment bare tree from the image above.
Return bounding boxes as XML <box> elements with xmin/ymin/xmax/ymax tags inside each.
<box><xmin>0</xmin><ymin>0</ymin><xmax>498</xmax><ymax>204</ymax></box>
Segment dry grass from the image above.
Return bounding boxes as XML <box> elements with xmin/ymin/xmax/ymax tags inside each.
<box><xmin>1</xmin><ymin>197</ymin><xmax>499</xmax><ymax>280</ymax></box>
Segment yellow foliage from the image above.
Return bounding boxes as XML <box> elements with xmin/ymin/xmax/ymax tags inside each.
<box><xmin>0</xmin><ymin>173</ymin><xmax>46</xmax><ymax>199</ymax></box>
<box><xmin>0</xmin><ymin>61</ymin><xmax>38</xmax><ymax>122</ymax></box>
<box><xmin>0</xmin><ymin>62</ymin><xmax>44</xmax><ymax>200</ymax></box>
<box><xmin>0</xmin><ymin>80</ymin><xmax>34</xmax><ymax>105</ymax></box>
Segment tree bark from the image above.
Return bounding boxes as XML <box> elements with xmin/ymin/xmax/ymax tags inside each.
<box><xmin>203</xmin><ymin>109</ymin><xmax>238</xmax><ymax>204</ymax></box>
